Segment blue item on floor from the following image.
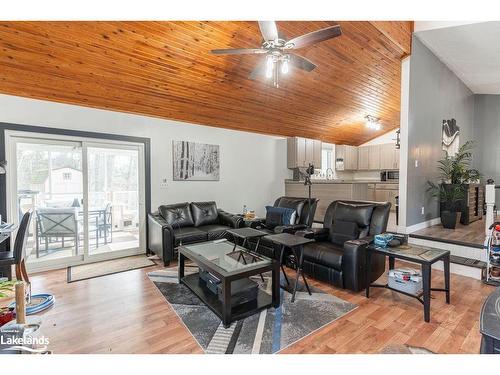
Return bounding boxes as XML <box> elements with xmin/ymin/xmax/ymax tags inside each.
<box><xmin>9</xmin><ymin>293</ymin><xmax>55</xmax><ymax>315</ymax></box>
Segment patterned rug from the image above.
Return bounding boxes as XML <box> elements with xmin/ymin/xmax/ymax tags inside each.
<box><xmin>148</xmin><ymin>267</ymin><xmax>357</xmax><ymax>354</ymax></box>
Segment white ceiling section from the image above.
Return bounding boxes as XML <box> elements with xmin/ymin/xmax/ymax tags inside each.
<box><xmin>415</xmin><ymin>21</ymin><xmax>500</xmax><ymax>94</ymax></box>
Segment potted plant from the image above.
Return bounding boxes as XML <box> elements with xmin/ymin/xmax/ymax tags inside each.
<box><xmin>427</xmin><ymin>182</ymin><xmax>464</xmax><ymax>229</ymax></box>
<box><xmin>427</xmin><ymin>141</ymin><xmax>481</xmax><ymax>229</ymax></box>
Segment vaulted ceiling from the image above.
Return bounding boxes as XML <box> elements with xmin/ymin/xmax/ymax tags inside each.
<box><xmin>0</xmin><ymin>21</ymin><xmax>412</xmax><ymax>145</ymax></box>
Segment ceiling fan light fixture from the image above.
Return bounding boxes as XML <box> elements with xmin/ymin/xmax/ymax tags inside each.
<box><xmin>265</xmin><ymin>55</ymin><xmax>274</xmax><ymax>79</ymax></box>
<box><xmin>281</xmin><ymin>58</ymin><xmax>289</xmax><ymax>74</ymax></box>
<box><xmin>365</xmin><ymin>115</ymin><xmax>381</xmax><ymax>131</ymax></box>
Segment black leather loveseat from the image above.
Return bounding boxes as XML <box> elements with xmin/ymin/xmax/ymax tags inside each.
<box><xmin>300</xmin><ymin>200</ymin><xmax>391</xmax><ymax>292</ymax></box>
<box><xmin>148</xmin><ymin>201</ymin><xmax>242</xmax><ymax>266</ymax></box>
<box><xmin>248</xmin><ymin>196</ymin><xmax>318</xmax><ymax>259</ymax></box>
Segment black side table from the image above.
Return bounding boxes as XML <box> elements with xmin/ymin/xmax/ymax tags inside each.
<box><xmin>365</xmin><ymin>244</ymin><xmax>451</xmax><ymax>323</ymax></box>
<box><xmin>226</xmin><ymin>227</ymin><xmax>269</xmax><ymax>282</ymax></box>
<box><xmin>265</xmin><ymin>233</ymin><xmax>314</xmax><ymax>302</ymax></box>
<box><xmin>226</xmin><ymin>227</ymin><xmax>268</xmax><ymax>252</ymax></box>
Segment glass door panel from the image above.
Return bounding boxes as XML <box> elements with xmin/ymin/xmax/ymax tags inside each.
<box><xmin>87</xmin><ymin>145</ymin><xmax>140</xmax><ymax>256</ymax></box>
<box><xmin>16</xmin><ymin>140</ymin><xmax>85</xmax><ymax>266</ymax></box>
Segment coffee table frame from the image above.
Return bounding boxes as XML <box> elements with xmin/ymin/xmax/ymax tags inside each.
<box><xmin>178</xmin><ymin>242</ymin><xmax>280</xmax><ymax>328</ymax></box>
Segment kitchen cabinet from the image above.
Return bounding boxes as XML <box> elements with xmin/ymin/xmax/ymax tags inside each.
<box><xmin>313</xmin><ymin>139</ymin><xmax>322</xmax><ymax>168</ymax></box>
<box><xmin>380</xmin><ymin>143</ymin><xmax>399</xmax><ymax>170</ymax></box>
<box><xmin>335</xmin><ymin>145</ymin><xmax>358</xmax><ymax>170</ymax></box>
<box><xmin>374</xmin><ymin>183</ymin><xmax>398</xmax><ymax>212</ymax></box>
<box><xmin>367</xmin><ymin>183</ymin><xmax>375</xmax><ymax>200</ymax></box>
<box><xmin>368</xmin><ymin>145</ymin><xmax>381</xmax><ymax>170</ymax></box>
<box><xmin>358</xmin><ymin>146</ymin><xmax>369</xmax><ymax>170</ymax></box>
<box><xmin>287</xmin><ymin>137</ymin><xmax>322</xmax><ymax>169</ymax></box>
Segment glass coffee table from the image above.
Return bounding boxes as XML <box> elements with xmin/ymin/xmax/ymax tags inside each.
<box><xmin>178</xmin><ymin>240</ymin><xmax>280</xmax><ymax>328</ymax></box>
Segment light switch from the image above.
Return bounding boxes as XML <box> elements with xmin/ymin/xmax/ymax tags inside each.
<box><xmin>160</xmin><ymin>178</ymin><xmax>168</xmax><ymax>189</ymax></box>
<box><xmin>415</xmin><ymin>159</ymin><xmax>419</xmax><ymax>168</ymax></box>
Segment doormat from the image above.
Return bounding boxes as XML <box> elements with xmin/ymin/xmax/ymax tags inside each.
<box><xmin>67</xmin><ymin>255</ymin><xmax>156</xmax><ymax>283</ymax></box>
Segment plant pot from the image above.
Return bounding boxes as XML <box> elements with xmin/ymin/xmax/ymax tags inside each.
<box><xmin>441</xmin><ymin>211</ymin><xmax>460</xmax><ymax>229</ymax></box>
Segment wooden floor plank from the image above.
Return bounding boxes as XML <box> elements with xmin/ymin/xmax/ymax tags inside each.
<box><xmin>7</xmin><ymin>258</ymin><xmax>493</xmax><ymax>354</ymax></box>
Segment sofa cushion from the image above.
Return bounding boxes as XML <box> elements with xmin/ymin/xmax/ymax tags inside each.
<box><xmin>172</xmin><ymin>227</ymin><xmax>207</xmax><ymax>244</ymax></box>
<box><xmin>159</xmin><ymin>202</ymin><xmax>194</xmax><ymax>228</ymax></box>
<box><xmin>197</xmin><ymin>224</ymin><xmax>230</xmax><ymax>240</ymax></box>
<box><xmin>303</xmin><ymin>241</ymin><xmax>344</xmax><ymax>270</ymax></box>
<box><xmin>329</xmin><ymin>202</ymin><xmax>374</xmax><ymax>243</ymax></box>
<box><xmin>329</xmin><ymin>219</ymin><xmax>360</xmax><ymax>247</ymax></box>
<box><xmin>191</xmin><ymin>201</ymin><xmax>218</xmax><ymax>227</ymax></box>
<box><xmin>276</xmin><ymin>197</ymin><xmax>305</xmax><ymax>224</ymax></box>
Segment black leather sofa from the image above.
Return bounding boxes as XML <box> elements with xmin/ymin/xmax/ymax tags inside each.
<box><xmin>300</xmin><ymin>200</ymin><xmax>391</xmax><ymax>292</ymax></box>
<box><xmin>248</xmin><ymin>196</ymin><xmax>318</xmax><ymax>259</ymax></box>
<box><xmin>148</xmin><ymin>201</ymin><xmax>242</xmax><ymax>266</ymax></box>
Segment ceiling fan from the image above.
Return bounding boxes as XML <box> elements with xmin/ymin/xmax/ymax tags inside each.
<box><xmin>210</xmin><ymin>21</ymin><xmax>342</xmax><ymax>88</ymax></box>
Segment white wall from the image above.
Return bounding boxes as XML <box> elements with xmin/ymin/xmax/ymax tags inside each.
<box><xmin>360</xmin><ymin>129</ymin><xmax>398</xmax><ymax>146</ymax></box>
<box><xmin>0</xmin><ymin>94</ymin><xmax>290</xmax><ymax>216</ymax></box>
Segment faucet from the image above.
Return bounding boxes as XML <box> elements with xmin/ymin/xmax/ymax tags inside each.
<box><xmin>326</xmin><ymin>168</ymin><xmax>334</xmax><ymax>180</ymax></box>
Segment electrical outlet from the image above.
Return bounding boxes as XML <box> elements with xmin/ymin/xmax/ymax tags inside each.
<box><xmin>421</xmin><ymin>206</ymin><xmax>425</xmax><ymax>215</ymax></box>
<box><xmin>160</xmin><ymin>178</ymin><xmax>168</xmax><ymax>189</ymax></box>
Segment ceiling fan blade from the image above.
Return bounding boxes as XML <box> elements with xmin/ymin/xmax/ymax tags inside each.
<box><xmin>258</xmin><ymin>21</ymin><xmax>279</xmax><ymax>42</ymax></box>
<box><xmin>210</xmin><ymin>48</ymin><xmax>268</xmax><ymax>55</ymax></box>
<box><xmin>286</xmin><ymin>25</ymin><xmax>342</xmax><ymax>49</ymax></box>
<box><xmin>289</xmin><ymin>54</ymin><xmax>317</xmax><ymax>72</ymax></box>
<box><xmin>249</xmin><ymin>61</ymin><xmax>266</xmax><ymax>80</ymax></box>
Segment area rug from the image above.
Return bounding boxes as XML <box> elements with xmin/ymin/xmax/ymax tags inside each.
<box><xmin>148</xmin><ymin>268</ymin><xmax>357</xmax><ymax>354</ymax></box>
<box><xmin>67</xmin><ymin>255</ymin><xmax>156</xmax><ymax>282</ymax></box>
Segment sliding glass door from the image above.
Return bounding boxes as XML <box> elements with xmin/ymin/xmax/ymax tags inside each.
<box><xmin>85</xmin><ymin>144</ymin><xmax>141</xmax><ymax>259</ymax></box>
<box><xmin>7</xmin><ymin>132</ymin><xmax>145</xmax><ymax>271</ymax></box>
<box><xmin>15</xmin><ymin>139</ymin><xmax>85</xmax><ymax>266</ymax></box>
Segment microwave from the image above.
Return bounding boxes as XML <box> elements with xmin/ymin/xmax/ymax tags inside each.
<box><xmin>381</xmin><ymin>171</ymin><xmax>399</xmax><ymax>181</ymax></box>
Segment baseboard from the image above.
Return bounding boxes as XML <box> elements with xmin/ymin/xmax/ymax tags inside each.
<box><xmin>402</xmin><ymin>217</ymin><xmax>441</xmax><ymax>234</ymax></box>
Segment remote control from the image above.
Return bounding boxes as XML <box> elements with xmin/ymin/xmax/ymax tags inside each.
<box><xmin>213</xmin><ymin>238</ymin><xmax>227</xmax><ymax>243</ymax></box>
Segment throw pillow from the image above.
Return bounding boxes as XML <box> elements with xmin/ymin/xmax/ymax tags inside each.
<box><xmin>265</xmin><ymin>206</ymin><xmax>296</xmax><ymax>228</ymax></box>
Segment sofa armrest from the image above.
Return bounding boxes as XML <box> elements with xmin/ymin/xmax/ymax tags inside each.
<box><xmin>148</xmin><ymin>213</ymin><xmax>175</xmax><ymax>266</ymax></box>
<box><xmin>296</xmin><ymin>227</ymin><xmax>329</xmax><ymax>241</ymax></box>
<box><xmin>218</xmin><ymin>209</ymin><xmax>243</xmax><ymax>228</ymax></box>
<box><xmin>273</xmin><ymin>224</ymin><xmax>308</xmax><ymax>234</ymax></box>
<box><xmin>342</xmin><ymin>236</ymin><xmax>386</xmax><ymax>292</ymax></box>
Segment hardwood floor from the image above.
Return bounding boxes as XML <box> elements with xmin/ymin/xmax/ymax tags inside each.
<box><xmin>411</xmin><ymin>217</ymin><xmax>487</xmax><ymax>247</ymax></box>
<box><xmin>16</xmin><ymin>259</ymin><xmax>493</xmax><ymax>354</ymax></box>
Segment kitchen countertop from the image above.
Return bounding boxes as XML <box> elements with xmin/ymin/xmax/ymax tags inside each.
<box><xmin>285</xmin><ymin>179</ymin><xmax>399</xmax><ymax>185</ymax></box>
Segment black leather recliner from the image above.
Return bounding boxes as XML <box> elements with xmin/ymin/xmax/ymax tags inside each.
<box><xmin>148</xmin><ymin>201</ymin><xmax>242</xmax><ymax>266</ymax></box>
<box><xmin>300</xmin><ymin>200</ymin><xmax>391</xmax><ymax>292</ymax></box>
<box><xmin>248</xmin><ymin>196</ymin><xmax>318</xmax><ymax>259</ymax></box>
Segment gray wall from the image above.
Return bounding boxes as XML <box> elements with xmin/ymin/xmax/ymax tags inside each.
<box><xmin>474</xmin><ymin>94</ymin><xmax>500</xmax><ymax>202</ymax></box>
<box><xmin>406</xmin><ymin>36</ymin><xmax>475</xmax><ymax>226</ymax></box>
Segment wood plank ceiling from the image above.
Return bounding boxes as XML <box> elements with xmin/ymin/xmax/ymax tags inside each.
<box><xmin>0</xmin><ymin>21</ymin><xmax>412</xmax><ymax>145</ymax></box>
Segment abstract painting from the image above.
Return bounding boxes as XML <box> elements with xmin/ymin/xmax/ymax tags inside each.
<box><xmin>442</xmin><ymin>119</ymin><xmax>460</xmax><ymax>156</ymax></box>
<box><xmin>173</xmin><ymin>141</ymin><xmax>220</xmax><ymax>181</ymax></box>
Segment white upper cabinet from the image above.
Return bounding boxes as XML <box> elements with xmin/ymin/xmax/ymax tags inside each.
<box><xmin>287</xmin><ymin>137</ymin><xmax>322</xmax><ymax>169</ymax></box>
